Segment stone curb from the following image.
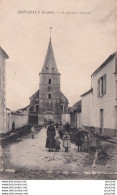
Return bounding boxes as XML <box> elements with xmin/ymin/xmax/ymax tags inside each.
<box><xmin>0</xmin><ymin>169</ymin><xmax>117</xmax><ymax>175</ymax></box>
<box><xmin>0</xmin><ymin>169</ymin><xmax>16</xmax><ymax>173</ymax></box>
<box><xmin>83</xmin><ymin>171</ymin><xmax>117</xmax><ymax>175</ymax></box>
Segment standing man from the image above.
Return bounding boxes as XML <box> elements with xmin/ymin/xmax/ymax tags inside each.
<box><xmin>46</xmin><ymin>121</ymin><xmax>56</xmax><ymax>152</ymax></box>
<box><xmin>65</xmin><ymin>122</ymin><xmax>70</xmax><ymax>133</ymax></box>
<box><xmin>76</xmin><ymin>128</ymin><xmax>84</xmax><ymax>152</ymax></box>
<box><xmin>12</xmin><ymin>121</ymin><xmax>15</xmax><ymax>131</ymax></box>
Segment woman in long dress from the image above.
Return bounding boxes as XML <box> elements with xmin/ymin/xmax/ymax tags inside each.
<box><xmin>46</xmin><ymin>122</ymin><xmax>56</xmax><ymax>152</ymax></box>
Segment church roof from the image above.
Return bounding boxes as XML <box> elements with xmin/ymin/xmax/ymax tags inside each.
<box><xmin>29</xmin><ymin>90</ymin><xmax>68</xmax><ymax>103</ymax></box>
<box><xmin>0</xmin><ymin>47</ymin><xmax>9</xmax><ymax>59</ymax></box>
<box><xmin>40</xmin><ymin>39</ymin><xmax>60</xmax><ymax>74</ymax></box>
<box><xmin>29</xmin><ymin>90</ymin><xmax>39</xmax><ymax>99</ymax></box>
<box><xmin>60</xmin><ymin>91</ymin><xmax>68</xmax><ymax>103</ymax></box>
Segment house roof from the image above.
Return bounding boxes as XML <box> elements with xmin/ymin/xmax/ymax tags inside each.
<box><xmin>18</xmin><ymin>105</ymin><xmax>30</xmax><ymax>111</ymax></box>
<box><xmin>81</xmin><ymin>88</ymin><xmax>93</xmax><ymax>97</ymax></box>
<box><xmin>0</xmin><ymin>47</ymin><xmax>9</xmax><ymax>59</ymax></box>
<box><xmin>70</xmin><ymin>100</ymin><xmax>82</xmax><ymax>112</ymax></box>
<box><xmin>11</xmin><ymin>111</ymin><xmax>24</xmax><ymax>116</ymax></box>
<box><xmin>68</xmin><ymin>107</ymin><xmax>71</xmax><ymax>112</ymax></box>
<box><xmin>6</xmin><ymin>107</ymin><xmax>11</xmax><ymax>111</ymax></box>
<box><xmin>40</xmin><ymin>39</ymin><xmax>60</xmax><ymax>74</ymax></box>
<box><xmin>91</xmin><ymin>52</ymin><xmax>116</xmax><ymax>77</ymax></box>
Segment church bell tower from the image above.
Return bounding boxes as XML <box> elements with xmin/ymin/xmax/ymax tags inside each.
<box><xmin>38</xmin><ymin>36</ymin><xmax>61</xmax><ymax>125</ymax></box>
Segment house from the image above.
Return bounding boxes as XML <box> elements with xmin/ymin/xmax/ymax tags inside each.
<box><xmin>29</xmin><ymin>37</ymin><xmax>69</xmax><ymax>126</ymax></box>
<box><xmin>0</xmin><ymin>47</ymin><xmax>9</xmax><ymax>134</ymax></box>
<box><xmin>81</xmin><ymin>89</ymin><xmax>93</xmax><ymax>131</ymax></box>
<box><xmin>81</xmin><ymin>52</ymin><xmax>117</xmax><ymax>137</ymax></box>
<box><xmin>70</xmin><ymin>100</ymin><xmax>82</xmax><ymax>129</ymax></box>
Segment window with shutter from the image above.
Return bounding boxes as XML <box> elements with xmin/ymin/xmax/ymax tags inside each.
<box><xmin>115</xmin><ymin>57</ymin><xmax>117</xmax><ymax>74</ymax></box>
<box><xmin>100</xmin><ymin>77</ymin><xmax>103</xmax><ymax>95</ymax></box>
<box><xmin>97</xmin><ymin>79</ymin><xmax>100</xmax><ymax>97</ymax></box>
<box><xmin>116</xmin><ymin>80</ymin><xmax>117</xmax><ymax>100</ymax></box>
<box><xmin>0</xmin><ymin>67</ymin><xmax>1</xmax><ymax>89</ymax></box>
<box><xmin>103</xmin><ymin>74</ymin><xmax>106</xmax><ymax>94</ymax></box>
<box><xmin>97</xmin><ymin>74</ymin><xmax>107</xmax><ymax>97</ymax></box>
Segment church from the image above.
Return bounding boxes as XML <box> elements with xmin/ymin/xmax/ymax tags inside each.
<box><xmin>29</xmin><ymin>37</ymin><xmax>69</xmax><ymax>126</ymax></box>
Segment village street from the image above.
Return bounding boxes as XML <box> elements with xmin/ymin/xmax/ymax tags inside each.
<box><xmin>0</xmin><ymin>127</ymin><xmax>117</xmax><ymax>180</ymax></box>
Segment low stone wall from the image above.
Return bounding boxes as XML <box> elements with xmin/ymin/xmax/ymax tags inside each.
<box><xmin>103</xmin><ymin>128</ymin><xmax>117</xmax><ymax>137</ymax></box>
<box><xmin>6</xmin><ymin>111</ymin><xmax>28</xmax><ymax>133</ymax></box>
<box><xmin>61</xmin><ymin>114</ymin><xmax>70</xmax><ymax>126</ymax></box>
<box><xmin>82</xmin><ymin>125</ymin><xmax>117</xmax><ymax>137</ymax></box>
<box><xmin>0</xmin><ymin>126</ymin><xmax>31</xmax><ymax>146</ymax></box>
<box><xmin>82</xmin><ymin>126</ymin><xmax>90</xmax><ymax>132</ymax></box>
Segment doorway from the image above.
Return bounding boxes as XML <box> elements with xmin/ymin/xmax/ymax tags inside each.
<box><xmin>44</xmin><ymin>113</ymin><xmax>54</xmax><ymax>122</ymax></box>
<box><xmin>100</xmin><ymin>109</ymin><xmax>104</xmax><ymax>134</ymax></box>
<box><xmin>115</xmin><ymin>106</ymin><xmax>117</xmax><ymax>130</ymax></box>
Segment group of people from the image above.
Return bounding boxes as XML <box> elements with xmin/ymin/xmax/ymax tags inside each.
<box><xmin>46</xmin><ymin>121</ymin><xmax>71</xmax><ymax>152</ymax></box>
<box><xmin>76</xmin><ymin>127</ymin><xmax>101</xmax><ymax>152</ymax></box>
<box><xmin>31</xmin><ymin>120</ymin><xmax>101</xmax><ymax>153</ymax></box>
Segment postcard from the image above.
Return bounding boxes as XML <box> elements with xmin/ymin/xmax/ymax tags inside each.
<box><xmin>0</xmin><ymin>0</ymin><xmax>117</xmax><ymax>185</ymax></box>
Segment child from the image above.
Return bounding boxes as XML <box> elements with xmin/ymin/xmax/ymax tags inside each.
<box><xmin>55</xmin><ymin>136</ymin><xmax>61</xmax><ymax>152</ymax></box>
<box><xmin>87</xmin><ymin>133</ymin><xmax>91</xmax><ymax>152</ymax></box>
<box><xmin>95</xmin><ymin>133</ymin><xmax>101</xmax><ymax>148</ymax></box>
<box><xmin>58</xmin><ymin>125</ymin><xmax>63</xmax><ymax>139</ymax></box>
<box><xmin>55</xmin><ymin>123</ymin><xmax>59</xmax><ymax>131</ymax></box>
<box><xmin>62</xmin><ymin>132</ymin><xmax>71</xmax><ymax>152</ymax></box>
<box><xmin>31</xmin><ymin>125</ymin><xmax>35</xmax><ymax>139</ymax></box>
<box><xmin>83</xmin><ymin>134</ymin><xmax>88</xmax><ymax>152</ymax></box>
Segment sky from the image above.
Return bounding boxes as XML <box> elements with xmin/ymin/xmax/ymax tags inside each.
<box><xmin>0</xmin><ymin>0</ymin><xmax>117</xmax><ymax>110</ymax></box>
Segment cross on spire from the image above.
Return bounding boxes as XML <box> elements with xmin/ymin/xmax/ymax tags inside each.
<box><xmin>50</xmin><ymin>27</ymin><xmax>52</xmax><ymax>42</ymax></box>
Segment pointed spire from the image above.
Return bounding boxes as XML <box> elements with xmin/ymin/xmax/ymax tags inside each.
<box><xmin>40</xmin><ymin>31</ymin><xmax>59</xmax><ymax>74</ymax></box>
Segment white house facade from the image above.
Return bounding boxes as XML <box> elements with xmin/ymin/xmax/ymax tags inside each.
<box><xmin>0</xmin><ymin>47</ymin><xmax>9</xmax><ymax>134</ymax></box>
<box><xmin>81</xmin><ymin>52</ymin><xmax>117</xmax><ymax>137</ymax></box>
<box><xmin>81</xmin><ymin>89</ymin><xmax>93</xmax><ymax>131</ymax></box>
<box><xmin>91</xmin><ymin>52</ymin><xmax>117</xmax><ymax>136</ymax></box>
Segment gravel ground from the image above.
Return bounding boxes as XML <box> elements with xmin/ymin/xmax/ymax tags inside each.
<box><xmin>0</xmin><ymin>127</ymin><xmax>117</xmax><ymax>180</ymax></box>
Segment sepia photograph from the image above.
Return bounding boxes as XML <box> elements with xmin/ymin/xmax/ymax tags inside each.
<box><xmin>0</xmin><ymin>0</ymin><xmax>117</xmax><ymax>180</ymax></box>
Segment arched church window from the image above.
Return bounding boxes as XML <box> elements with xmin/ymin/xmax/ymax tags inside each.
<box><xmin>36</xmin><ymin>105</ymin><xmax>39</xmax><ymax>112</ymax></box>
<box><xmin>60</xmin><ymin>105</ymin><xmax>64</xmax><ymax>112</ymax></box>
<box><xmin>48</xmin><ymin>94</ymin><xmax>51</xmax><ymax>99</ymax></box>
<box><xmin>49</xmin><ymin>79</ymin><xmax>51</xmax><ymax>84</ymax></box>
<box><xmin>29</xmin><ymin>106</ymin><xmax>33</xmax><ymax>112</ymax></box>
